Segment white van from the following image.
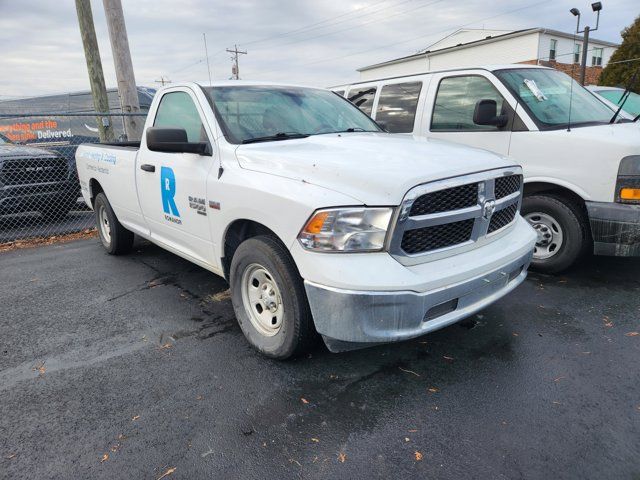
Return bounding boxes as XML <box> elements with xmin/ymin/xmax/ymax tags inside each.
<box><xmin>333</xmin><ymin>65</ymin><xmax>640</xmax><ymax>272</ymax></box>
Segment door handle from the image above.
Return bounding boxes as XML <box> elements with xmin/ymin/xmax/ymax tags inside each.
<box><xmin>140</xmin><ymin>164</ymin><xmax>156</xmax><ymax>172</ymax></box>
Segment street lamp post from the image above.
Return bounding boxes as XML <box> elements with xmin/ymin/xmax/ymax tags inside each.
<box><xmin>570</xmin><ymin>2</ymin><xmax>603</xmax><ymax>86</ymax></box>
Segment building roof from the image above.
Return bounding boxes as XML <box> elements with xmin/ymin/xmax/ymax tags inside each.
<box><xmin>358</xmin><ymin>27</ymin><xmax>620</xmax><ymax>72</ymax></box>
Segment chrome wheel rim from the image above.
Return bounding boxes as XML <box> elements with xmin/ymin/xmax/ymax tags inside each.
<box><xmin>98</xmin><ymin>205</ymin><xmax>111</xmax><ymax>244</ymax></box>
<box><xmin>241</xmin><ymin>263</ymin><xmax>284</xmax><ymax>337</ymax></box>
<box><xmin>525</xmin><ymin>212</ymin><xmax>564</xmax><ymax>260</ymax></box>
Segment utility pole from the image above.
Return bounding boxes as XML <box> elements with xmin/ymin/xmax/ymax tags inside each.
<box><xmin>75</xmin><ymin>0</ymin><xmax>114</xmax><ymax>142</ymax></box>
<box><xmin>155</xmin><ymin>76</ymin><xmax>172</xmax><ymax>86</ymax></box>
<box><xmin>103</xmin><ymin>0</ymin><xmax>143</xmax><ymax>141</ymax></box>
<box><xmin>570</xmin><ymin>2</ymin><xmax>603</xmax><ymax>86</ymax></box>
<box><xmin>226</xmin><ymin>45</ymin><xmax>247</xmax><ymax>80</ymax></box>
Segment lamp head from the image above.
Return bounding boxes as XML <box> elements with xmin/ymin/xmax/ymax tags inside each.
<box><xmin>570</xmin><ymin>7</ymin><xmax>581</xmax><ymax>16</ymax></box>
<box><xmin>591</xmin><ymin>2</ymin><xmax>602</xmax><ymax>12</ymax></box>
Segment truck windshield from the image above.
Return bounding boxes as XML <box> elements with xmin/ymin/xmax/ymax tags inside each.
<box><xmin>595</xmin><ymin>89</ymin><xmax>640</xmax><ymax>117</ymax></box>
<box><xmin>495</xmin><ymin>68</ymin><xmax>615</xmax><ymax>129</ymax></box>
<box><xmin>204</xmin><ymin>85</ymin><xmax>381</xmax><ymax>144</ymax></box>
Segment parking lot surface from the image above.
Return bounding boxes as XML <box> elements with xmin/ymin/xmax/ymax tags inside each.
<box><xmin>0</xmin><ymin>238</ymin><xmax>639</xmax><ymax>479</ymax></box>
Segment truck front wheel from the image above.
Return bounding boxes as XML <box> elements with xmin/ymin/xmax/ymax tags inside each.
<box><xmin>94</xmin><ymin>193</ymin><xmax>134</xmax><ymax>255</ymax></box>
<box><xmin>521</xmin><ymin>194</ymin><xmax>589</xmax><ymax>274</ymax></box>
<box><xmin>230</xmin><ymin>235</ymin><xmax>317</xmax><ymax>359</ymax></box>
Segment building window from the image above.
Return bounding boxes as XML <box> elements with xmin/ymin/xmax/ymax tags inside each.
<box><xmin>573</xmin><ymin>44</ymin><xmax>581</xmax><ymax>64</ymax></box>
<box><xmin>549</xmin><ymin>39</ymin><xmax>557</xmax><ymax>61</ymax></box>
<box><xmin>592</xmin><ymin>47</ymin><xmax>603</xmax><ymax>66</ymax></box>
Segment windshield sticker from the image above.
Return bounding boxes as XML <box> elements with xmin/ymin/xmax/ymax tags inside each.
<box><xmin>523</xmin><ymin>79</ymin><xmax>548</xmax><ymax>102</ymax></box>
<box><xmin>161</xmin><ymin>166</ymin><xmax>182</xmax><ymax>224</ymax></box>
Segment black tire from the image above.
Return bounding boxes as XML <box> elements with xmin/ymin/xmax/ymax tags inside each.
<box><xmin>94</xmin><ymin>192</ymin><xmax>134</xmax><ymax>255</ymax></box>
<box><xmin>521</xmin><ymin>194</ymin><xmax>590</xmax><ymax>274</ymax></box>
<box><xmin>229</xmin><ymin>235</ymin><xmax>317</xmax><ymax>359</ymax></box>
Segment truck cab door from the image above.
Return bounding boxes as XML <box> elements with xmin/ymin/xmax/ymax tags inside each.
<box><xmin>135</xmin><ymin>88</ymin><xmax>216</xmax><ymax>267</ymax></box>
<box><xmin>424</xmin><ymin>72</ymin><xmax>517</xmax><ymax>156</ymax></box>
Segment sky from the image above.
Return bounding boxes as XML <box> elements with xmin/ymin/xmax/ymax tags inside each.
<box><xmin>0</xmin><ymin>0</ymin><xmax>637</xmax><ymax>99</ymax></box>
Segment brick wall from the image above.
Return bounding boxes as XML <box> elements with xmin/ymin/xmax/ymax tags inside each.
<box><xmin>518</xmin><ymin>59</ymin><xmax>603</xmax><ymax>85</ymax></box>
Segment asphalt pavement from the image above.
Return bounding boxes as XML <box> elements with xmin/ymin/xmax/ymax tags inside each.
<box><xmin>0</xmin><ymin>238</ymin><xmax>639</xmax><ymax>479</ymax></box>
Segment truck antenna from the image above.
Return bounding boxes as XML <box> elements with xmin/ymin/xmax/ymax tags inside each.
<box><xmin>203</xmin><ymin>33</ymin><xmax>212</xmax><ymax>86</ymax></box>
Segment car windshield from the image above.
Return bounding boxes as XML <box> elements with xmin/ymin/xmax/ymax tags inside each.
<box><xmin>495</xmin><ymin>68</ymin><xmax>615</xmax><ymax>128</ymax></box>
<box><xmin>596</xmin><ymin>89</ymin><xmax>640</xmax><ymax>117</ymax></box>
<box><xmin>204</xmin><ymin>85</ymin><xmax>380</xmax><ymax>144</ymax></box>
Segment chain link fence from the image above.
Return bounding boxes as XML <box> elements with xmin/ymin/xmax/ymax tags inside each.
<box><xmin>0</xmin><ymin>108</ymin><xmax>148</xmax><ymax>245</ymax></box>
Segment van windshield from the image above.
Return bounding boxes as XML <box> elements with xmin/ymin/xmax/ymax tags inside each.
<box><xmin>595</xmin><ymin>89</ymin><xmax>640</xmax><ymax>117</ymax></box>
<box><xmin>495</xmin><ymin>68</ymin><xmax>615</xmax><ymax>129</ymax></box>
<box><xmin>204</xmin><ymin>85</ymin><xmax>381</xmax><ymax>144</ymax></box>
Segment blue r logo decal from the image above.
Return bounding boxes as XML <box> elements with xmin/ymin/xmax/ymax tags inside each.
<box><xmin>160</xmin><ymin>167</ymin><xmax>180</xmax><ymax>217</ymax></box>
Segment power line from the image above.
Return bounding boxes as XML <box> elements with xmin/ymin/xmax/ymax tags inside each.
<box><xmin>241</xmin><ymin>0</ymin><xmax>399</xmax><ymax>47</ymax></box>
<box><xmin>250</xmin><ymin>0</ymin><xmax>446</xmax><ymax>52</ymax></box>
<box><xmin>251</xmin><ymin>0</ymin><xmax>554</xmax><ymax>77</ymax></box>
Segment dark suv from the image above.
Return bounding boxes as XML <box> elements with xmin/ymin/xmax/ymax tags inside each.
<box><xmin>0</xmin><ymin>133</ymin><xmax>79</xmax><ymax>219</ymax></box>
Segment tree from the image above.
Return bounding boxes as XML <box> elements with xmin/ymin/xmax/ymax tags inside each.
<box><xmin>599</xmin><ymin>15</ymin><xmax>640</xmax><ymax>92</ymax></box>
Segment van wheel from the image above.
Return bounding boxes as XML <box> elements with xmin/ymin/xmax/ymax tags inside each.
<box><xmin>94</xmin><ymin>193</ymin><xmax>134</xmax><ymax>255</ymax></box>
<box><xmin>230</xmin><ymin>235</ymin><xmax>317</xmax><ymax>359</ymax></box>
<box><xmin>522</xmin><ymin>194</ymin><xmax>588</xmax><ymax>274</ymax></box>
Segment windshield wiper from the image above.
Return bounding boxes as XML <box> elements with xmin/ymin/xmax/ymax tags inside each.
<box><xmin>610</xmin><ymin>67</ymin><xmax>639</xmax><ymax>124</ymax></box>
<box><xmin>242</xmin><ymin>132</ymin><xmax>309</xmax><ymax>144</ymax></box>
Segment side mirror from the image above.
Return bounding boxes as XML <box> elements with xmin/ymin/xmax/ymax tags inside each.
<box><xmin>473</xmin><ymin>99</ymin><xmax>508</xmax><ymax>128</ymax></box>
<box><xmin>146</xmin><ymin>127</ymin><xmax>209</xmax><ymax>155</ymax></box>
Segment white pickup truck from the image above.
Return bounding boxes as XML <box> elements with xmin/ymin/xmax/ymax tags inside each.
<box><xmin>76</xmin><ymin>81</ymin><xmax>536</xmax><ymax>359</ymax></box>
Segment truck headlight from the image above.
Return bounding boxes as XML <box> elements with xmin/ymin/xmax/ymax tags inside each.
<box><xmin>298</xmin><ymin>207</ymin><xmax>393</xmax><ymax>252</ymax></box>
<box><xmin>616</xmin><ymin>155</ymin><xmax>640</xmax><ymax>204</ymax></box>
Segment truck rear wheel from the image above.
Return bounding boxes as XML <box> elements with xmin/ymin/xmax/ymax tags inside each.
<box><xmin>522</xmin><ymin>194</ymin><xmax>589</xmax><ymax>274</ymax></box>
<box><xmin>229</xmin><ymin>235</ymin><xmax>317</xmax><ymax>359</ymax></box>
<box><xmin>94</xmin><ymin>193</ymin><xmax>134</xmax><ymax>255</ymax></box>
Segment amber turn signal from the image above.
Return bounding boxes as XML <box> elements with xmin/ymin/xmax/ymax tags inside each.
<box><xmin>620</xmin><ymin>188</ymin><xmax>640</xmax><ymax>201</ymax></box>
<box><xmin>303</xmin><ymin>211</ymin><xmax>330</xmax><ymax>234</ymax></box>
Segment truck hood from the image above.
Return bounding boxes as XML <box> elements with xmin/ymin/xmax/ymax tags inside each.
<box><xmin>0</xmin><ymin>144</ymin><xmax>59</xmax><ymax>159</ymax></box>
<box><xmin>234</xmin><ymin>133</ymin><xmax>512</xmax><ymax>205</ymax></box>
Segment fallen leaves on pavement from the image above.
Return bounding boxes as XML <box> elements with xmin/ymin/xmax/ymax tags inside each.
<box><xmin>100</xmin><ymin>453</ymin><xmax>109</xmax><ymax>463</ymax></box>
<box><xmin>32</xmin><ymin>361</ymin><xmax>45</xmax><ymax>376</ymax></box>
<box><xmin>414</xmin><ymin>451</ymin><xmax>423</xmax><ymax>461</ymax></box>
<box><xmin>0</xmin><ymin>229</ymin><xmax>97</xmax><ymax>253</ymax></box>
<box><xmin>625</xmin><ymin>332</ymin><xmax>639</xmax><ymax>337</ymax></box>
<box><xmin>301</xmin><ymin>397</ymin><xmax>309</xmax><ymax>404</ymax></box>
<box><xmin>337</xmin><ymin>452</ymin><xmax>347</xmax><ymax>463</ymax></box>
<box><xmin>427</xmin><ymin>387</ymin><xmax>439</xmax><ymax>393</ymax></box>
<box><xmin>398</xmin><ymin>367</ymin><xmax>420</xmax><ymax>377</ymax></box>
<box><xmin>132</xmin><ymin>415</ymin><xmax>140</xmax><ymax>421</ymax></box>
<box><xmin>157</xmin><ymin>467</ymin><xmax>176</xmax><ymax>479</ymax></box>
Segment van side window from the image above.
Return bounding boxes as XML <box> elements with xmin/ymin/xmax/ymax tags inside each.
<box><xmin>154</xmin><ymin>91</ymin><xmax>207</xmax><ymax>142</ymax></box>
<box><xmin>375</xmin><ymin>82</ymin><xmax>422</xmax><ymax>133</ymax></box>
<box><xmin>334</xmin><ymin>90</ymin><xmax>345</xmax><ymax>97</ymax></box>
<box><xmin>431</xmin><ymin>76</ymin><xmax>505</xmax><ymax>131</ymax></box>
<box><xmin>348</xmin><ymin>87</ymin><xmax>377</xmax><ymax>115</ymax></box>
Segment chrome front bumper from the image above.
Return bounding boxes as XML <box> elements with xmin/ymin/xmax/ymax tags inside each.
<box><xmin>304</xmin><ymin>249</ymin><xmax>532</xmax><ymax>352</ymax></box>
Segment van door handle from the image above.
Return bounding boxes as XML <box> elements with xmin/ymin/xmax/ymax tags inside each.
<box><xmin>140</xmin><ymin>164</ymin><xmax>156</xmax><ymax>172</ymax></box>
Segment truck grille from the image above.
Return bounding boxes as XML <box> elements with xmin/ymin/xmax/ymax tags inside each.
<box><xmin>390</xmin><ymin>169</ymin><xmax>523</xmax><ymax>263</ymax></box>
<box><xmin>495</xmin><ymin>174</ymin><xmax>522</xmax><ymax>199</ymax></box>
<box><xmin>409</xmin><ymin>183</ymin><xmax>478</xmax><ymax>216</ymax></box>
<box><xmin>401</xmin><ymin>219</ymin><xmax>474</xmax><ymax>254</ymax></box>
<box><xmin>0</xmin><ymin>157</ymin><xmax>68</xmax><ymax>186</ymax></box>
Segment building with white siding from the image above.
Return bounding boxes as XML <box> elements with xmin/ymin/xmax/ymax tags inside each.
<box><xmin>358</xmin><ymin>28</ymin><xmax>619</xmax><ymax>85</ymax></box>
